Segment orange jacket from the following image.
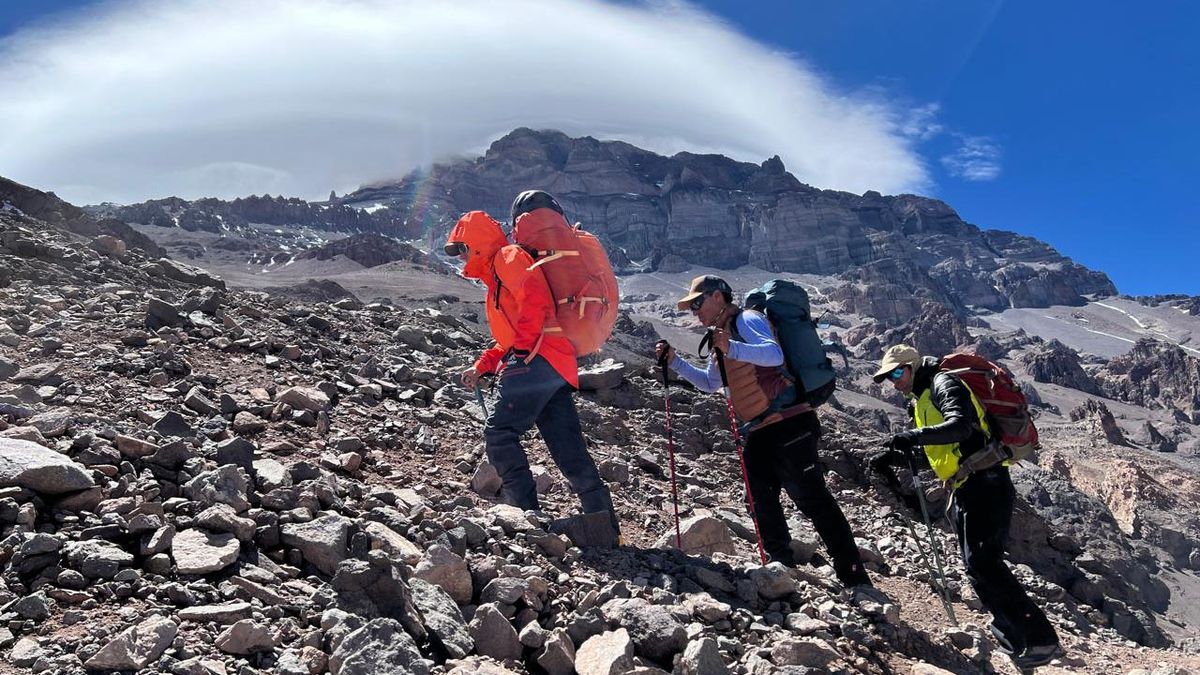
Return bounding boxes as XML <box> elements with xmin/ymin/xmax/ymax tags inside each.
<box><xmin>445</xmin><ymin>211</ymin><xmax>579</xmax><ymax>388</ymax></box>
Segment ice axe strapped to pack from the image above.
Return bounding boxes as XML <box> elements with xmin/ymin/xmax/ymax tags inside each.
<box><xmin>510</xmin><ymin>193</ymin><xmax>618</xmax><ymax>356</ymax></box>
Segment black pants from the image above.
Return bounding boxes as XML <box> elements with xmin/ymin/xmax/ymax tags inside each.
<box><xmin>743</xmin><ymin>411</ymin><xmax>869</xmax><ymax>586</ymax></box>
<box><xmin>953</xmin><ymin>467</ymin><xmax>1058</xmax><ymax>651</ymax></box>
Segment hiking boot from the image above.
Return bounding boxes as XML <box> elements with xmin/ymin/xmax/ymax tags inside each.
<box><xmin>1011</xmin><ymin>642</ymin><xmax>1062</xmax><ymax>669</ymax></box>
<box><xmin>987</xmin><ymin>622</ymin><xmax>1017</xmax><ymax>655</ymax></box>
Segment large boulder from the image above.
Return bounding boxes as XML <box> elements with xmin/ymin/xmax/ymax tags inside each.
<box><xmin>0</xmin><ymin>438</ymin><xmax>94</xmax><ymax>494</ymax></box>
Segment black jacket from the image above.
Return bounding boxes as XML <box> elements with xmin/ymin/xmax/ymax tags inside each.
<box><xmin>910</xmin><ymin>357</ymin><xmax>988</xmax><ymax>458</ymax></box>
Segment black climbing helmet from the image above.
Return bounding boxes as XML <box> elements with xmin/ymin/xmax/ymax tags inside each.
<box><xmin>510</xmin><ymin>190</ymin><xmax>564</xmax><ymax>224</ymax></box>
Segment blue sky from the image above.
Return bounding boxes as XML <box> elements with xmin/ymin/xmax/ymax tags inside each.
<box><xmin>1</xmin><ymin>1</ymin><xmax>1197</xmax><ymax>295</ymax></box>
<box><xmin>694</xmin><ymin>0</ymin><xmax>1200</xmax><ymax>296</ymax></box>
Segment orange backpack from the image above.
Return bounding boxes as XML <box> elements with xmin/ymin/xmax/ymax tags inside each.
<box><xmin>513</xmin><ymin>208</ymin><xmax>618</xmax><ymax>356</ymax></box>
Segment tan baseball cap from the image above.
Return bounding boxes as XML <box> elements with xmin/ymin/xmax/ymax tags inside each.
<box><xmin>873</xmin><ymin>344</ymin><xmax>921</xmax><ymax>382</ymax></box>
<box><xmin>676</xmin><ymin>275</ymin><xmax>732</xmax><ymax>311</ymax></box>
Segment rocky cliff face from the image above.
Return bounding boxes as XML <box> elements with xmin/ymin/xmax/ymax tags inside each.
<box><xmin>86</xmin><ymin>193</ymin><xmax>417</xmax><ymax>239</ymax></box>
<box><xmin>1099</xmin><ymin>338</ymin><xmax>1200</xmax><ymax>416</ymax></box>
<box><xmin>298</xmin><ymin>233</ymin><xmax>450</xmax><ymax>273</ymax></box>
<box><xmin>342</xmin><ymin>128</ymin><xmax>1116</xmax><ymax>319</ymax></box>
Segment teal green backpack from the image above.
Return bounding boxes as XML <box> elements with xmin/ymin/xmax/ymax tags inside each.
<box><xmin>743</xmin><ymin>279</ymin><xmax>837</xmax><ymax>406</ymax></box>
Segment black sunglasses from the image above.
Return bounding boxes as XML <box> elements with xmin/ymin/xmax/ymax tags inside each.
<box><xmin>688</xmin><ymin>294</ymin><xmax>706</xmax><ymax>312</ymax></box>
<box><xmin>444</xmin><ymin>242</ymin><xmax>468</xmax><ymax>256</ymax></box>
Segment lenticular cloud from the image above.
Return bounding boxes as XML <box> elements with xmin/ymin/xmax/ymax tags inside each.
<box><xmin>0</xmin><ymin>0</ymin><xmax>931</xmax><ymax>204</ymax></box>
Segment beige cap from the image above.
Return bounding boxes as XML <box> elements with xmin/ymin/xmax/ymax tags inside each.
<box><xmin>873</xmin><ymin>344</ymin><xmax>921</xmax><ymax>382</ymax></box>
<box><xmin>676</xmin><ymin>275</ymin><xmax>733</xmax><ymax>311</ymax></box>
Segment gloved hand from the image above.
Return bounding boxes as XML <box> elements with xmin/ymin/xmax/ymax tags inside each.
<box><xmin>889</xmin><ymin>431</ymin><xmax>920</xmax><ymax>454</ymax></box>
<box><xmin>655</xmin><ymin>340</ymin><xmax>675</xmax><ymax>366</ymax></box>
<box><xmin>868</xmin><ymin>441</ymin><xmax>908</xmax><ymax>473</ymax></box>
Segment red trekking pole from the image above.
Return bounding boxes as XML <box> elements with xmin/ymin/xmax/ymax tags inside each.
<box><xmin>656</xmin><ymin>341</ymin><xmax>683</xmax><ymax>550</ymax></box>
<box><xmin>704</xmin><ymin>330</ymin><xmax>769</xmax><ymax>565</ymax></box>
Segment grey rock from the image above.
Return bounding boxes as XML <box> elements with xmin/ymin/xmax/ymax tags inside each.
<box><xmin>331</xmin><ymin>556</ymin><xmax>427</xmax><ymax>643</ymax></box>
<box><xmin>275</xmin><ymin>647</ymin><xmax>328</xmax><ymax>675</ymax></box>
<box><xmin>468</xmin><ymin>603</ymin><xmax>521</xmax><ymax>661</ymax></box>
<box><xmin>600</xmin><ymin>597</ymin><xmax>686</xmax><ymax>663</ymax></box>
<box><xmin>194</xmin><ymin>503</ymin><xmax>257</xmax><ymax>541</ymax></box>
<box><xmin>184</xmin><ymin>465</ymin><xmax>250</xmax><ymax>512</ymax></box>
<box><xmin>281</xmin><ymin>513</ymin><xmax>351</xmax><ymax>575</ymax></box>
<box><xmin>146</xmin><ymin>297</ymin><xmax>185</xmax><ymax>329</ymax></box>
<box><xmin>84</xmin><ymin>616</ymin><xmax>178</xmax><ymax>670</ymax></box>
<box><xmin>184</xmin><ymin>388</ymin><xmax>220</xmax><ymax>416</ymax></box>
<box><xmin>278</xmin><ymin>386</ymin><xmax>332</xmax><ymax>413</ymax></box>
<box><xmin>770</xmin><ymin>638</ymin><xmax>838</xmax><ymax>668</ymax></box>
<box><xmin>413</xmin><ymin>544</ymin><xmax>472</xmax><ymax>605</ymax></box>
<box><xmin>215</xmin><ymin>619</ymin><xmax>274</xmax><ymax>654</ymax></box>
<box><xmin>178</xmin><ymin>601</ymin><xmax>253</xmax><ymax>624</ymax></box>
<box><xmin>750</xmin><ymin>562</ymin><xmax>797</xmax><ymax>599</ymax></box>
<box><xmin>154</xmin><ymin>410</ymin><xmax>195</xmax><ymax>438</ymax></box>
<box><xmin>25</xmin><ymin>408</ymin><xmax>71</xmax><ymax>437</ymax></box>
<box><xmin>10</xmin><ymin>637</ymin><xmax>45</xmax><ymax>668</ymax></box>
<box><xmin>328</xmin><ymin>618</ymin><xmax>429</xmax><ymax>675</ymax></box>
<box><xmin>409</xmin><ymin>577</ymin><xmax>473</xmax><ymax>659</ymax></box>
<box><xmin>578</xmin><ymin>360</ymin><xmax>627</xmax><ymax>391</ymax></box>
<box><xmin>11</xmin><ymin>362</ymin><xmax>62</xmax><ymax>384</ymax></box>
<box><xmin>215</xmin><ymin>437</ymin><xmax>255</xmax><ymax>470</ymax></box>
<box><xmin>575</xmin><ymin>628</ymin><xmax>635</xmax><ymax>675</ymax></box>
<box><xmin>678</xmin><ymin>637</ymin><xmax>731</xmax><ymax>675</ymax></box>
<box><xmin>549</xmin><ymin>511</ymin><xmax>618</xmax><ymax>548</ymax></box>
<box><xmin>471</xmin><ymin>460</ymin><xmax>502</xmax><ymax>496</ymax></box>
<box><xmin>62</xmin><ymin>539</ymin><xmax>133</xmax><ymax>578</ymax></box>
<box><xmin>654</xmin><ymin>515</ymin><xmax>734</xmax><ymax>555</ymax></box>
<box><xmin>172</xmin><ymin>528</ymin><xmax>240</xmax><ymax>574</ymax></box>
<box><xmin>0</xmin><ymin>437</ymin><xmax>94</xmax><ymax>493</ymax></box>
<box><xmin>12</xmin><ymin>592</ymin><xmax>50</xmax><ymax>620</ymax></box>
<box><xmin>536</xmin><ymin>628</ymin><xmax>575</xmax><ymax>675</ymax></box>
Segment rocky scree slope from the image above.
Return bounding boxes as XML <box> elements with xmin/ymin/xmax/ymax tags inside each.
<box><xmin>1</xmin><ymin>178</ymin><xmax>1199</xmax><ymax>674</ymax></box>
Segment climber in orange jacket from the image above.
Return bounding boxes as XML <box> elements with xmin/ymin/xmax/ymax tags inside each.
<box><xmin>444</xmin><ymin>202</ymin><xmax>618</xmax><ymax>538</ymax></box>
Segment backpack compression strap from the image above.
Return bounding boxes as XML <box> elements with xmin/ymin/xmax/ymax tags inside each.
<box><xmin>526</xmin><ymin>249</ymin><xmax>609</xmax><ymax>319</ymax></box>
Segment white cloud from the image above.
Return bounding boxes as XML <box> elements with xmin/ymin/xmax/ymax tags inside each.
<box><xmin>941</xmin><ymin>135</ymin><xmax>1002</xmax><ymax>181</ymax></box>
<box><xmin>900</xmin><ymin>103</ymin><xmax>945</xmax><ymax>141</ymax></box>
<box><xmin>0</xmin><ymin>0</ymin><xmax>934</xmax><ymax>204</ymax></box>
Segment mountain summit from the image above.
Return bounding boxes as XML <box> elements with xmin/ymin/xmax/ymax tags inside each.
<box><xmin>341</xmin><ymin>128</ymin><xmax>1114</xmax><ymax>322</ymax></box>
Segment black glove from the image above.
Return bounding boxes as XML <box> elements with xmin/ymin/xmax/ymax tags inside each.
<box><xmin>889</xmin><ymin>431</ymin><xmax>920</xmax><ymax>454</ymax></box>
<box><xmin>654</xmin><ymin>340</ymin><xmax>673</xmax><ymax>366</ymax></box>
<box><xmin>869</xmin><ymin>442</ymin><xmax>907</xmax><ymax>473</ymax></box>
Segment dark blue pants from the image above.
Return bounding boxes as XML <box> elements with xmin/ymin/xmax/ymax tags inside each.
<box><xmin>484</xmin><ymin>355</ymin><xmax>615</xmax><ymax>528</ymax></box>
<box><xmin>953</xmin><ymin>467</ymin><xmax>1059</xmax><ymax>652</ymax></box>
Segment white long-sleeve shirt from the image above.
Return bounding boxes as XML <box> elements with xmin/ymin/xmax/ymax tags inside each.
<box><xmin>670</xmin><ymin>311</ymin><xmax>784</xmax><ymax>392</ymax></box>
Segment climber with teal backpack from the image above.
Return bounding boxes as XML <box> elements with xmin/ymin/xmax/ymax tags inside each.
<box><xmin>656</xmin><ymin>275</ymin><xmax>873</xmax><ymax>591</ymax></box>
